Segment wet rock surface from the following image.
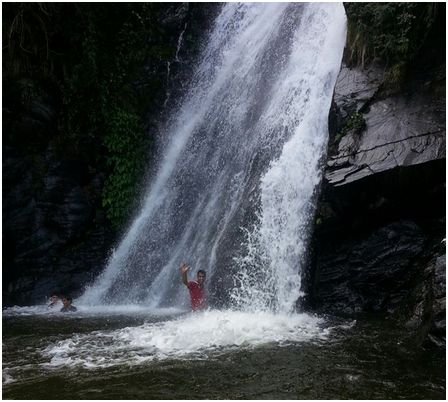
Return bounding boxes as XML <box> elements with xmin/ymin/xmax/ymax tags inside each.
<box><xmin>327</xmin><ymin>83</ymin><xmax>445</xmax><ymax>186</ymax></box>
<box><xmin>311</xmin><ymin>221</ymin><xmax>426</xmax><ymax>315</ymax></box>
<box><xmin>333</xmin><ymin>63</ymin><xmax>384</xmax><ymax>116</ymax></box>
<box><xmin>3</xmin><ymin>145</ymin><xmax>114</xmax><ymax>305</ymax></box>
<box><xmin>309</xmin><ymin>61</ymin><xmax>446</xmax><ymax>348</ymax></box>
<box><xmin>430</xmin><ymin>254</ymin><xmax>446</xmax><ymax>347</ymax></box>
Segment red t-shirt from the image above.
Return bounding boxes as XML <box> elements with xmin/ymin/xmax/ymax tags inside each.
<box><xmin>187</xmin><ymin>281</ymin><xmax>206</xmax><ymax>311</ymax></box>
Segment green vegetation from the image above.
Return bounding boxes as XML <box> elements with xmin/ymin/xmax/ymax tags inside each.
<box><xmin>345</xmin><ymin>3</ymin><xmax>443</xmax><ymax>86</ymax></box>
<box><xmin>3</xmin><ymin>3</ymin><xmax>181</xmax><ymax>228</ymax></box>
<box><xmin>61</xmin><ymin>4</ymin><xmax>168</xmax><ymax>227</ymax></box>
<box><xmin>334</xmin><ymin>112</ymin><xmax>366</xmax><ymax>143</ymax></box>
<box><xmin>102</xmin><ymin>107</ymin><xmax>149</xmax><ymax>227</ymax></box>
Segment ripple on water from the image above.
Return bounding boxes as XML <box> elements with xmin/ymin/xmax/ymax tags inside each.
<box><xmin>2</xmin><ymin>304</ymin><xmax>185</xmax><ymax>317</ymax></box>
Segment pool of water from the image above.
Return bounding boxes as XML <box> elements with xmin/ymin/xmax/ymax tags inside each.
<box><xmin>2</xmin><ymin>306</ymin><xmax>445</xmax><ymax>399</ymax></box>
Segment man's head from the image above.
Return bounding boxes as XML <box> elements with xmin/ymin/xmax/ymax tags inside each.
<box><xmin>62</xmin><ymin>296</ymin><xmax>72</xmax><ymax>308</ymax></box>
<box><xmin>50</xmin><ymin>294</ymin><xmax>59</xmax><ymax>303</ymax></box>
<box><xmin>197</xmin><ymin>270</ymin><xmax>206</xmax><ymax>285</ymax></box>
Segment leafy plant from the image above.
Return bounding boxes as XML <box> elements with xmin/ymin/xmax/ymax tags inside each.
<box><xmin>3</xmin><ymin>3</ymin><xmax>184</xmax><ymax>229</ymax></box>
<box><xmin>345</xmin><ymin>3</ymin><xmax>440</xmax><ymax>68</ymax></box>
<box><xmin>102</xmin><ymin>106</ymin><xmax>149</xmax><ymax>228</ymax></box>
<box><xmin>334</xmin><ymin>112</ymin><xmax>366</xmax><ymax>143</ymax></box>
<box><xmin>59</xmin><ymin>4</ymin><xmax>180</xmax><ymax>227</ymax></box>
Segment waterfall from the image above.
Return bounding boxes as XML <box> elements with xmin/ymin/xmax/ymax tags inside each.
<box><xmin>80</xmin><ymin>3</ymin><xmax>346</xmax><ymax>312</ymax></box>
<box><xmin>163</xmin><ymin>23</ymin><xmax>188</xmax><ymax>108</ymax></box>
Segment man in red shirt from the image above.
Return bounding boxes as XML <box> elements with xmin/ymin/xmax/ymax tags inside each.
<box><xmin>181</xmin><ymin>262</ymin><xmax>207</xmax><ymax>311</ymax></box>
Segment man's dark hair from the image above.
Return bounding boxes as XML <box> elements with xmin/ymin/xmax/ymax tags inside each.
<box><xmin>197</xmin><ymin>270</ymin><xmax>206</xmax><ymax>276</ymax></box>
<box><xmin>63</xmin><ymin>296</ymin><xmax>73</xmax><ymax>302</ymax></box>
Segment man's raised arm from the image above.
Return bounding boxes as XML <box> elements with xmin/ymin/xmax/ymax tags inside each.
<box><xmin>180</xmin><ymin>263</ymin><xmax>190</xmax><ymax>287</ymax></box>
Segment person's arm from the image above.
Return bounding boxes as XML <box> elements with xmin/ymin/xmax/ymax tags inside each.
<box><xmin>181</xmin><ymin>263</ymin><xmax>190</xmax><ymax>287</ymax></box>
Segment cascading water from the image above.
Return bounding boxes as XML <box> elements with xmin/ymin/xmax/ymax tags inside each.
<box><xmin>80</xmin><ymin>3</ymin><xmax>346</xmax><ymax>313</ymax></box>
<box><xmin>4</xmin><ymin>6</ymin><xmax>446</xmax><ymax>396</ymax></box>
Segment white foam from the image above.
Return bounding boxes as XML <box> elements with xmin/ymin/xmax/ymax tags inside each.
<box><xmin>40</xmin><ymin>310</ymin><xmax>327</xmax><ymax>369</ymax></box>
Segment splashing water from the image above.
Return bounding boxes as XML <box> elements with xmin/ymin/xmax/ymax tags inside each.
<box><xmin>39</xmin><ymin>310</ymin><xmax>328</xmax><ymax>369</ymax></box>
<box><xmin>3</xmin><ymin>305</ymin><xmax>333</xmax><ymax>372</ymax></box>
<box><xmin>79</xmin><ymin>3</ymin><xmax>346</xmax><ymax>315</ymax></box>
<box><xmin>228</xmin><ymin>4</ymin><xmax>347</xmax><ymax>313</ymax></box>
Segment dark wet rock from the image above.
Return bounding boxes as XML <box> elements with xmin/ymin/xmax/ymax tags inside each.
<box><xmin>327</xmin><ymin>64</ymin><xmax>445</xmax><ymax>186</ymax></box>
<box><xmin>425</xmin><ymin>253</ymin><xmax>445</xmax><ymax>348</ymax></box>
<box><xmin>311</xmin><ymin>221</ymin><xmax>426</xmax><ymax>315</ymax></box>
<box><xmin>3</xmin><ymin>144</ymin><xmax>115</xmax><ymax>305</ymax></box>
<box><xmin>308</xmin><ymin>54</ymin><xmax>445</xmax><ymax>348</ymax></box>
<box><xmin>327</xmin><ymin>95</ymin><xmax>445</xmax><ymax>186</ymax></box>
<box><xmin>399</xmin><ymin>248</ymin><xmax>445</xmax><ymax>348</ymax></box>
<box><xmin>40</xmin><ymin>175</ymin><xmax>92</xmax><ymax>242</ymax></box>
<box><xmin>434</xmin><ymin>255</ymin><xmax>446</xmax><ymax>300</ymax></box>
<box><xmin>333</xmin><ymin>63</ymin><xmax>384</xmax><ymax>117</ymax></box>
<box><xmin>2</xmin><ymin>4</ymin><xmax>217</xmax><ymax>306</ymax></box>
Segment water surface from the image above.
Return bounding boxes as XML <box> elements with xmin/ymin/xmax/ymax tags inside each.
<box><xmin>2</xmin><ymin>307</ymin><xmax>445</xmax><ymax>399</ymax></box>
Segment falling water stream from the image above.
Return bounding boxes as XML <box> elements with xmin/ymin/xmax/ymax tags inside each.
<box><xmin>2</xmin><ymin>4</ymin><xmax>445</xmax><ymax>399</ymax></box>
<box><xmin>80</xmin><ymin>2</ymin><xmax>345</xmax><ymax>312</ymax></box>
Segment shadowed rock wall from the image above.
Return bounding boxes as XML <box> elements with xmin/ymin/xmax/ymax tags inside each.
<box><xmin>307</xmin><ymin>37</ymin><xmax>445</xmax><ymax>348</ymax></box>
<box><xmin>3</xmin><ymin>3</ymin><xmax>219</xmax><ymax>305</ymax></box>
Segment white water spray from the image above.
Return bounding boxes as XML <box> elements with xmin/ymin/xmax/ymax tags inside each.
<box><xmin>80</xmin><ymin>3</ymin><xmax>346</xmax><ymax>314</ymax></box>
<box><xmin>39</xmin><ymin>311</ymin><xmax>328</xmax><ymax>369</ymax></box>
<box><xmin>230</xmin><ymin>4</ymin><xmax>347</xmax><ymax>313</ymax></box>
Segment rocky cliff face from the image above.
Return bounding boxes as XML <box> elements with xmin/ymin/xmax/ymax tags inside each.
<box><xmin>3</xmin><ymin>144</ymin><xmax>113</xmax><ymax>305</ymax></box>
<box><xmin>308</xmin><ymin>57</ymin><xmax>445</xmax><ymax>348</ymax></box>
<box><xmin>327</xmin><ymin>66</ymin><xmax>445</xmax><ymax>186</ymax></box>
<box><xmin>3</xmin><ymin>4</ymin><xmax>218</xmax><ymax>306</ymax></box>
